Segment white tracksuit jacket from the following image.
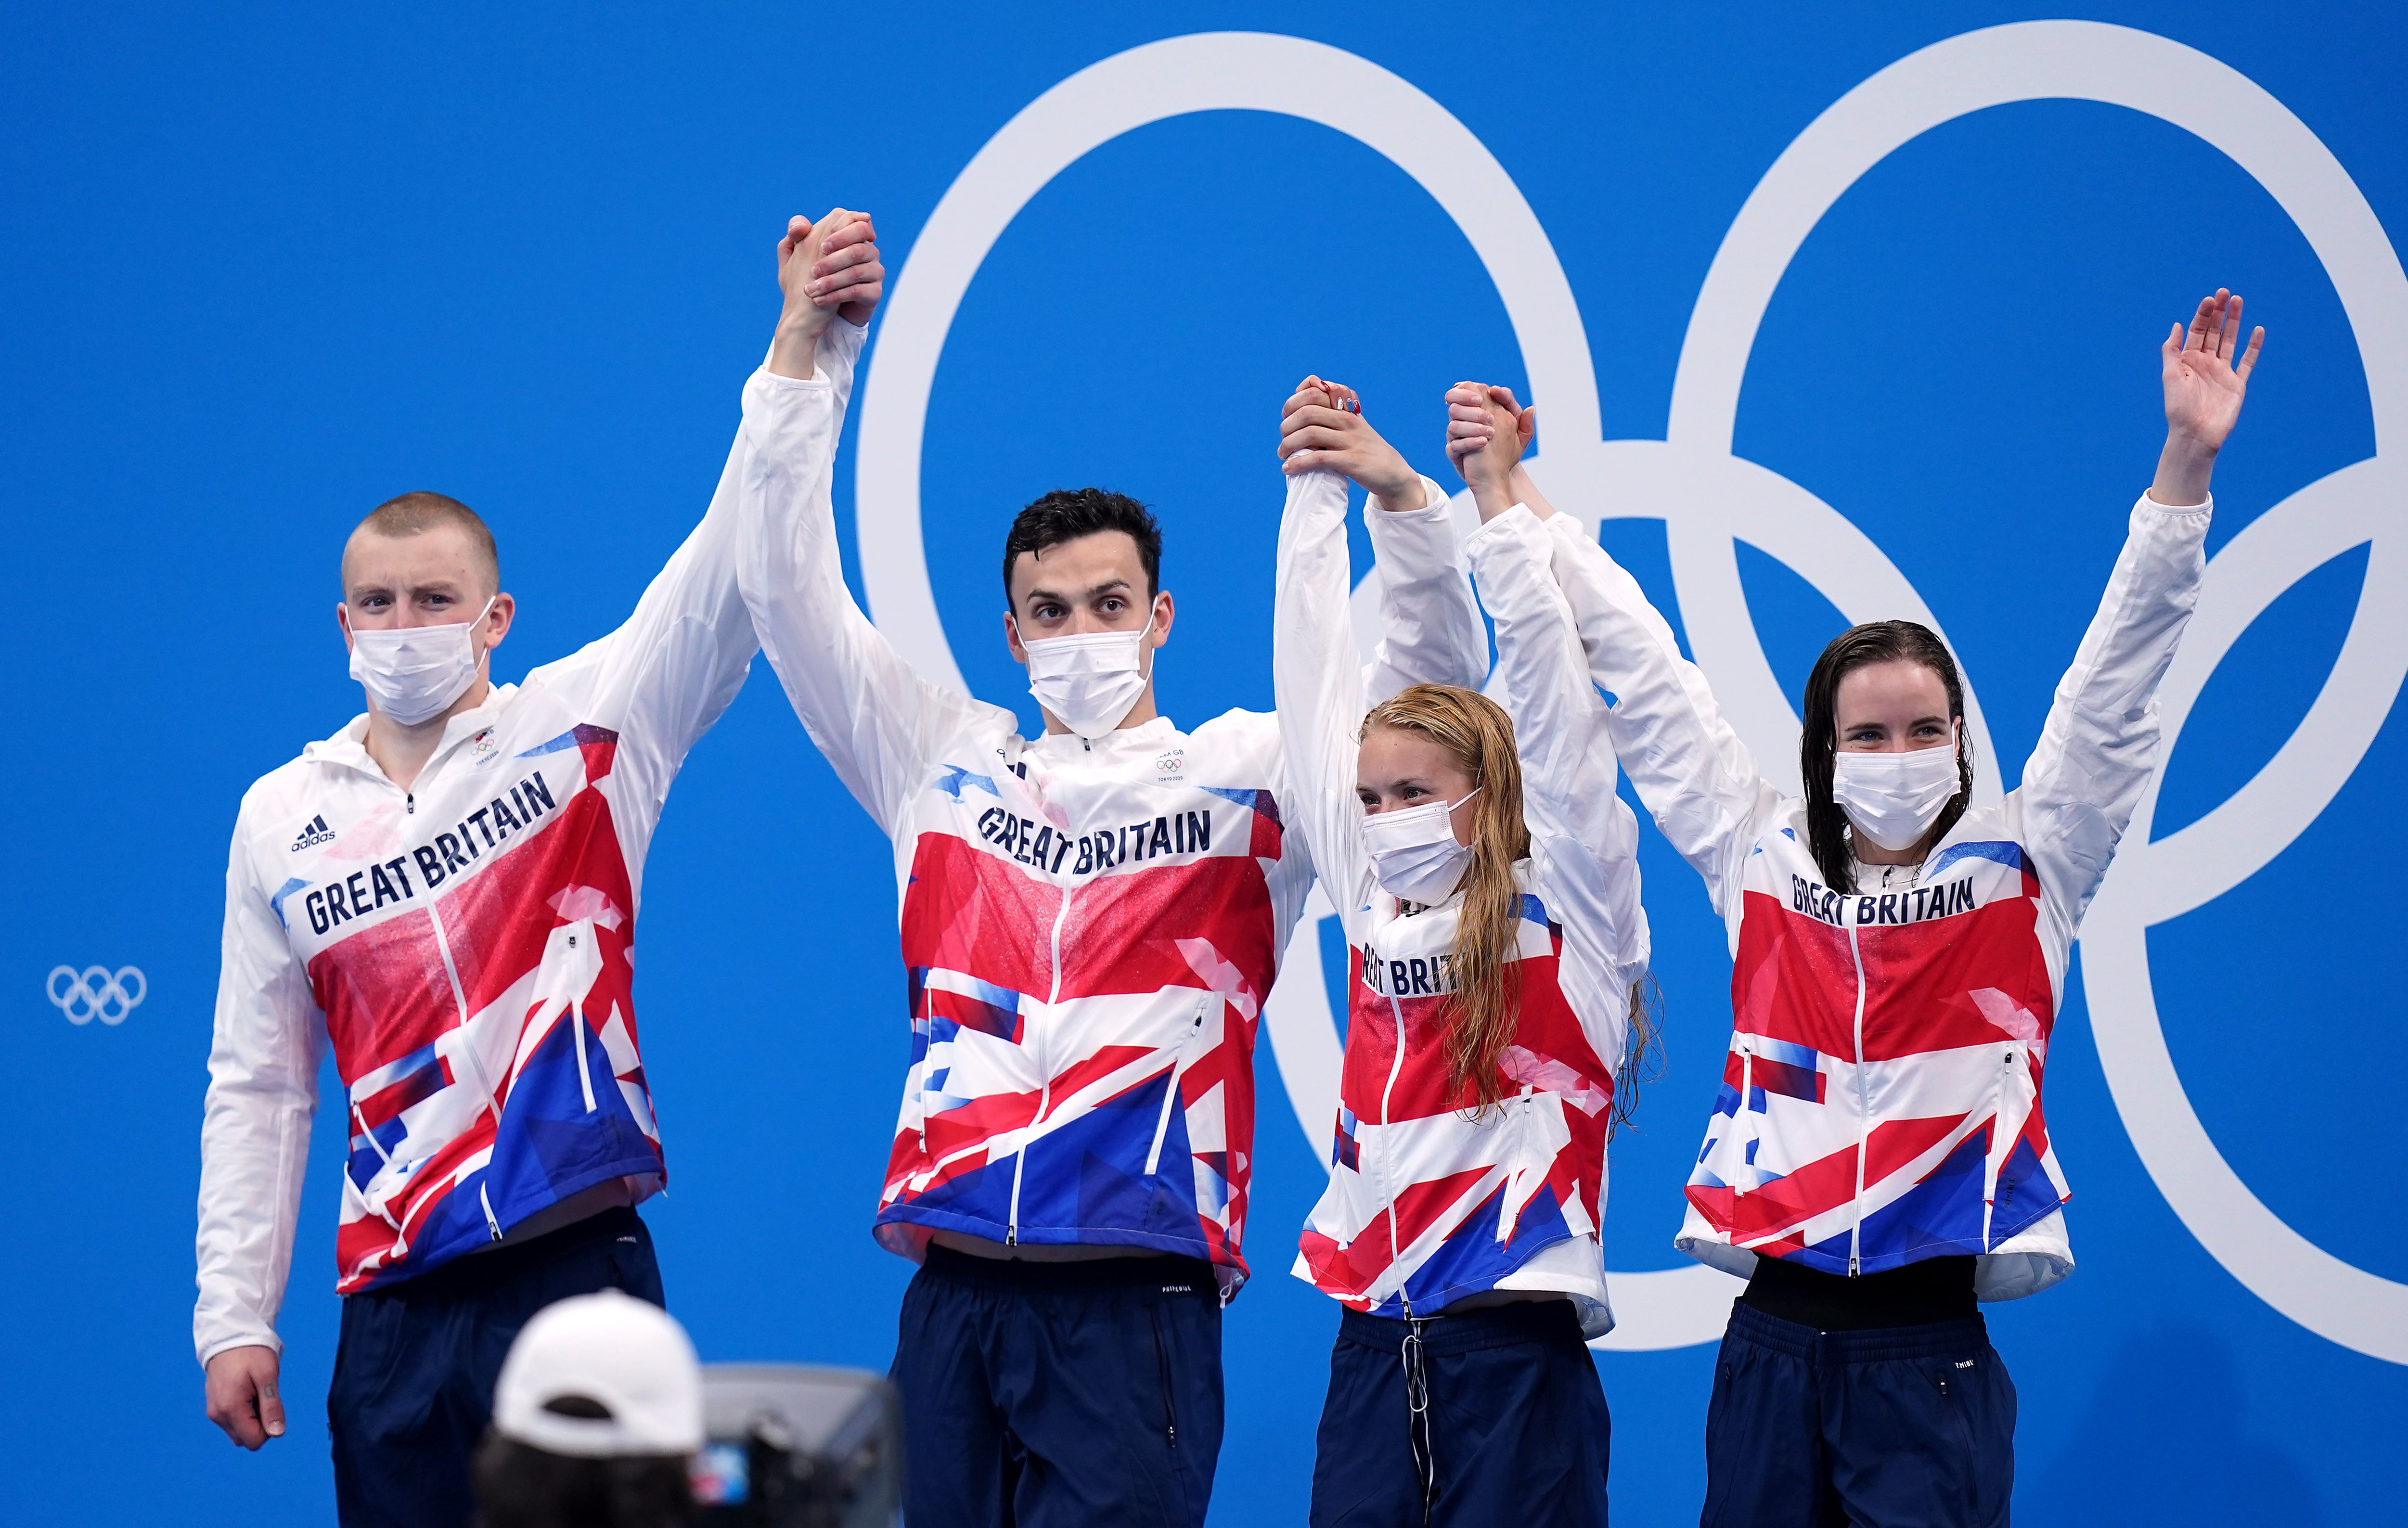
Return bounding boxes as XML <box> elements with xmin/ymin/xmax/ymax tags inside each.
<box><xmin>733</xmin><ymin>363</ymin><xmax>1487</xmax><ymax>1294</ymax></box>
<box><xmin>188</xmin><ymin>334</ymin><xmax>857</xmax><ymax>1365</ymax></box>
<box><xmin>1276</xmin><ymin>482</ymin><xmax>1648</xmax><ymax>1338</ymax></box>
<box><xmin>1540</xmin><ymin>492</ymin><xmax>2210</xmax><ymax>1299</ymax></box>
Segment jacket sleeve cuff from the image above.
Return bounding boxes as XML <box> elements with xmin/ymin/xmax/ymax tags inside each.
<box><xmin>1543</xmin><ymin>509</ymin><xmax>1598</xmax><ymax>548</ymax></box>
<box><xmin>1460</xmin><ymin>503</ymin><xmax>1543</xmax><ymax>562</ymax></box>
<box><xmin>1361</xmin><ymin>474</ymin><xmax>1459</xmax><ymax>559</ymax></box>
<box><xmin>747</xmin><ymin>316</ymin><xmax>867</xmax><ymax>395</ymax></box>
<box><xmin>749</xmin><ymin>365</ymin><xmax>836</xmax><ymax>395</ymax></box>
<box><xmin>2138</xmin><ymin>487</ymin><xmax>2213</xmax><ymax>514</ymax></box>
<box><xmin>198</xmin><ymin>1328</ymin><xmax>283</xmax><ymax>1369</ymax></box>
<box><xmin>1372</xmin><ymin>474</ymin><xmax>1449</xmax><ymax>520</ymax></box>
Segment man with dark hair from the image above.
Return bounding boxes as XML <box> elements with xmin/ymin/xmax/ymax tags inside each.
<box><xmin>998</xmin><ymin>487</ymin><xmax>1162</xmax><ymax>598</ymax></box>
<box><xmin>735</xmin><ymin>319</ymin><xmax>1489</xmax><ymax>1517</ymax></box>
<box><xmin>194</xmin><ymin>208</ymin><xmax>885</xmax><ymax>1527</ymax></box>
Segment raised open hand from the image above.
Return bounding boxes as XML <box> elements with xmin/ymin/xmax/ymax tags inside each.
<box><xmin>1445</xmin><ymin>382</ymin><xmax>1534</xmax><ymax>521</ymax></box>
<box><xmin>2163</xmin><ymin>289</ymin><xmax>2263</xmax><ymax>451</ymax></box>
<box><xmin>2149</xmin><ymin>289</ymin><xmax>2266</xmax><ymax>505</ymax></box>
<box><xmin>1279</xmin><ymin>376</ymin><xmax>1425</xmax><ymax>512</ymax></box>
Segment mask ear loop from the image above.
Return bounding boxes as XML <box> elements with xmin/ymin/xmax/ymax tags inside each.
<box><xmin>468</xmin><ymin>594</ymin><xmax>498</xmax><ymax>672</ymax></box>
<box><xmin>1133</xmin><ymin>598</ymin><xmax>1159</xmax><ymax>677</ymax></box>
<box><xmin>1006</xmin><ymin>600</ymin><xmax>1159</xmax><ymax>654</ymax></box>
<box><xmin>1435</xmin><ymin>786</ymin><xmax>1481</xmax><ymax>863</ymax></box>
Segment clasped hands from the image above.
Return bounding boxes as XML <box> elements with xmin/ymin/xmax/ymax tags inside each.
<box><xmin>1277</xmin><ymin>373</ymin><xmax>1540</xmax><ymax>523</ymax></box>
<box><xmin>769</xmin><ymin>208</ymin><xmax>887</xmax><ymax>380</ymax></box>
<box><xmin>1285</xmin><ymin>285</ymin><xmax>2265</xmax><ymax>523</ymax></box>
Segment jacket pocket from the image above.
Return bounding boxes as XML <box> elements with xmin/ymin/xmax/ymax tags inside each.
<box><xmin>1987</xmin><ymin>1041</ymin><xmax>2044</xmax><ymax>1233</ymax></box>
<box><xmin>1145</xmin><ymin>997</ymin><xmax>1213</xmax><ymax>1177</ymax></box>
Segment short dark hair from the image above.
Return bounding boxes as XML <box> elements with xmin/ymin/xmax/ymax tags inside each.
<box><xmin>1798</xmin><ymin>619</ymin><xmax>1974</xmax><ymax>893</ymax></box>
<box><xmin>354</xmin><ymin>491</ymin><xmax>500</xmax><ymax>591</ymax></box>
<box><xmin>999</xmin><ymin>488</ymin><xmax>1161</xmax><ymax>605</ymax></box>
<box><xmin>472</xmin><ymin>1432</ymin><xmax>695</xmax><ymax>1528</ymax></box>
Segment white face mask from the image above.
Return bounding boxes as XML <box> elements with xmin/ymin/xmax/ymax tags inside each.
<box><xmin>1017</xmin><ymin>607</ymin><xmax>1156</xmax><ymax>740</ymax></box>
<box><xmin>348</xmin><ymin>597</ymin><xmax>496</xmax><ymax>727</ymax></box>
<box><xmin>1361</xmin><ymin>789</ymin><xmax>1480</xmax><ymax>905</ymax></box>
<box><xmin>1830</xmin><ymin>735</ymin><xmax>1961</xmax><ymax>853</ymax></box>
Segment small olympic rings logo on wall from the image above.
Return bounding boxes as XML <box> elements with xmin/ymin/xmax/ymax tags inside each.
<box><xmin>47</xmin><ymin>965</ymin><xmax>146</xmax><ymax>1026</ymax></box>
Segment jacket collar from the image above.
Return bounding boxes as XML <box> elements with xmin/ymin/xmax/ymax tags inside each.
<box><xmin>1024</xmin><ymin>714</ymin><xmax>1178</xmax><ymax>760</ymax></box>
<box><xmin>299</xmin><ymin>683</ymin><xmax>522</xmax><ymax>782</ymax></box>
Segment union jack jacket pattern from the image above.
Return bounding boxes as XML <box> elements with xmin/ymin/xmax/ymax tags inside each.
<box><xmin>1276</xmin><ymin>481</ymin><xmax>1649</xmax><ymax>1337</ymax></box>
<box><xmin>734</xmin><ymin>371</ymin><xmax>1487</xmax><ymax>1295</ymax></box>
<box><xmin>192</xmin><ymin>335</ymin><xmax>853</xmax><ymax>1364</ymax></box>
<box><xmin>1543</xmin><ymin>493</ymin><xmax>2211</xmax><ymax>1299</ymax></box>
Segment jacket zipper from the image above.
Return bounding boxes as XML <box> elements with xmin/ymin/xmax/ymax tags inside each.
<box><xmin>408</xmin><ymin>737</ymin><xmax>503</xmax><ymax>1128</ymax></box>
<box><xmin>1007</xmin><ymin>841</ymin><xmax>1077</xmax><ymax>1245</ymax></box>
<box><xmin>1845</xmin><ymin>917</ymin><xmax>1870</xmax><ymax>1276</ymax></box>
<box><xmin>1146</xmin><ymin>998</ymin><xmax>1211</xmax><ymax>1176</ymax></box>
<box><xmin>1378</xmin><ymin>971</ymin><xmax>1412</xmax><ymax>1296</ymax></box>
<box><xmin>364</xmin><ymin>743</ymin><xmax>505</xmax><ymax>1238</ymax></box>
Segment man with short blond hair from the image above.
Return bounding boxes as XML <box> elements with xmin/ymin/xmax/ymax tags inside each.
<box><xmin>195</xmin><ymin>211</ymin><xmax>885</xmax><ymax>1528</ymax></box>
<box><xmin>355</xmin><ymin>491</ymin><xmax>498</xmax><ymax>575</ymax></box>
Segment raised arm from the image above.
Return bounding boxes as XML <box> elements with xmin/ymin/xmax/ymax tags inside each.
<box><xmin>1274</xmin><ymin>383</ymin><xmax>1381</xmax><ymax>936</ymax></box>
<box><xmin>528</xmin><ymin>214</ymin><xmax>889</xmax><ymax>831</ymax></box>
<box><xmin>2022</xmin><ymin>290</ymin><xmax>2262</xmax><ymax>925</ymax></box>
<box><xmin>1453</xmin><ymin>387</ymin><xmax>1645</xmax><ymax>1051</ymax></box>
<box><xmin>1471</xmin><ymin>530</ymin><xmax>1646</xmax><ymax>1061</ymax></box>
<box><xmin>1278</xmin><ymin>377</ymin><xmax>1488</xmax><ymax>699</ymax></box>
<box><xmin>738</xmin><ymin>212</ymin><xmax>1006</xmax><ymax>834</ymax></box>
<box><xmin>1447</xmin><ymin>382</ymin><xmax>1780</xmax><ymax>920</ymax></box>
<box><xmin>196</xmin><ymin>793</ymin><xmax>328</xmax><ymax>1447</ymax></box>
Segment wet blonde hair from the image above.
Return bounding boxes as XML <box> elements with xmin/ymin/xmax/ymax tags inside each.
<box><xmin>1363</xmin><ymin>684</ymin><xmax>1661</xmax><ymax>1130</ymax></box>
<box><xmin>1361</xmin><ymin>684</ymin><xmax>1532</xmax><ymax>1113</ymax></box>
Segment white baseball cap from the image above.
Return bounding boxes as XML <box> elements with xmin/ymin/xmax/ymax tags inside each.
<box><xmin>492</xmin><ymin>1290</ymin><xmax>705</xmax><ymax>1458</ymax></box>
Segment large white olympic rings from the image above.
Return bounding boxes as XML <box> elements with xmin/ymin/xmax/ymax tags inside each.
<box><xmin>47</xmin><ymin>964</ymin><xmax>146</xmax><ymax>1025</ymax></box>
<box><xmin>852</xmin><ymin>25</ymin><xmax>2408</xmax><ymax>1360</ymax></box>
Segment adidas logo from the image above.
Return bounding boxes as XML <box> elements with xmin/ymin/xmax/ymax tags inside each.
<box><xmin>290</xmin><ymin>813</ymin><xmax>336</xmax><ymax>852</ymax></box>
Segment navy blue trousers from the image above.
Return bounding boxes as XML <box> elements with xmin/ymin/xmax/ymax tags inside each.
<box><xmin>890</xmin><ymin>1246</ymin><xmax>1224</xmax><ymax>1528</ymax></box>
<box><xmin>1701</xmin><ymin>1303</ymin><xmax>2015</xmax><ymax>1528</ymax></box>
<box><xmin>327</xmin><ymin>1206</ymin><xmax>664</xmax><ymax>1528</ymax></box>
<box><xmin>1311</xmin><ymin>1300</ymin><xmax>1612</xmax><ymax>1528</ymax></box>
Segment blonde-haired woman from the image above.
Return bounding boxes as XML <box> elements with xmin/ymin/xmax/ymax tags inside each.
<box><xmin>1273</xmin><ymin>376</ymin><xmax>1650</xmax><ymax>1527</ymax></box>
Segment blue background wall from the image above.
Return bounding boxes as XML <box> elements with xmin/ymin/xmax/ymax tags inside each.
<box><xmin>3</xmin><ymin>4</ymin><xmax>2401</xmax><ymax>1522</ymax></box>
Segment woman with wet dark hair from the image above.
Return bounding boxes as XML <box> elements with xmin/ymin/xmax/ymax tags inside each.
<box><xmin>1447</xmin><ymin>290</ymin><xmax>2262</xmax><ymax>1526</ymax></box>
